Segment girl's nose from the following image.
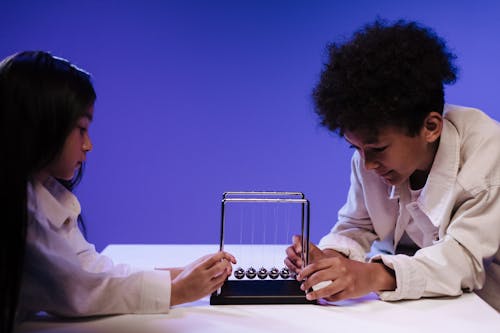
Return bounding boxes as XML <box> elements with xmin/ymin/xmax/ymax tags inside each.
<box><xmin>82</xmin><ymin>136</ymin><xmax>93</xmax><ymax>152</ymax></box>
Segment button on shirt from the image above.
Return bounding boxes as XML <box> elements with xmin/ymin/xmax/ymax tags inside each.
<box><xmin>18</xmin><ymin>177</ymin><xmax>171</xmax><ymax>319</ymax></box>
<box><xmin>318</xmin><ymin>105</ymin><xmax>500</xmax><ymax>310</ymax></box>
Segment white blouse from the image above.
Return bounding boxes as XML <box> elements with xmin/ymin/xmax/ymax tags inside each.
<box><xmin>18</xmin><ymin>177</ymin><xmax>171</xmax><ymax>319</ymax></box>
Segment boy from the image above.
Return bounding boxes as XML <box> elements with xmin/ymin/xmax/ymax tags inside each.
<box><xmin>285</xmin><ymin>19</ymin><xmax>500</xmax><ymax>311</ymax></box>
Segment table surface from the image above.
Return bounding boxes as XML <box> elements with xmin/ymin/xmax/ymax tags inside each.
<box><xmin>16</xmin><ymin>244</ymin><xmax>500</xmax><ymax>333</ymax></box>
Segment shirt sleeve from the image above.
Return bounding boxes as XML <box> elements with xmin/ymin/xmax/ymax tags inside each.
<box><xmin>373</xmin><ymin>186</ymin><xmax>500</xmax><ymax>301</ymax></box>
<box><xmin>318</xmin><ymin>152</ymin><xmax>378</xmax><ymax>261</ymax></box>
<box><xmin>66</xmin><ymin>218</ymin><xmax>139</xmax><ymax>276</ymax></box>
<box><xmin>19</xmin><ymin>216</ymin><xmax>172</xmax><ymax>318</ymax></box>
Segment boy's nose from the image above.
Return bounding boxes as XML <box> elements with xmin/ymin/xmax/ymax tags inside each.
<box><xmin>363</xmin><ymin>152</ymin><xmax>379</xmax><ymax>170</ymax></box>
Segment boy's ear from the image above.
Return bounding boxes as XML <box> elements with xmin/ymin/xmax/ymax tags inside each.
<box><xmin>422</xmin><ymin>112</ymin><xmax>443</xmax><ymax>143</ymax></box>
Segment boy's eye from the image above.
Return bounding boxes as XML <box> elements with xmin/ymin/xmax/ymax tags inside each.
<box><xmin>370</xmin><ymin>146</ymin><xmax>387</xmax><ymax>153</ymax></box>
<box><xmin>79</xmin><ymin>127</ymin><xmax>87</xmax><ymax>135</ymax></box>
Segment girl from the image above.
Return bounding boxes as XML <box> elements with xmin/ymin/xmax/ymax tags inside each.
<box><xmin>0</xmin><ymin>51</ymin><xmax>236</xmax><ymax>332</ymax></box>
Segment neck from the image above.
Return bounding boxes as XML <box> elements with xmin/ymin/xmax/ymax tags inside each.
<box><xmin>409</xmin><ymin>139</ymin><xmax>440</xmax><ymax>190</ymax></box>
<box><xmin>409</xmin><ymin>170</ymin><xmax>428</xmax><ymax>190</ymax></box>
<box><xmin>33</xmin><ymin>170</ymin><xmax>50</xmax><ymax>184</ymax></box>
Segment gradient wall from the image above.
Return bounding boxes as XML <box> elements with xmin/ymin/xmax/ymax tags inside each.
<box><xmin>2</xmin><ymin>0</ymin><xmax>499</xmax><ymax>251</ymax></box>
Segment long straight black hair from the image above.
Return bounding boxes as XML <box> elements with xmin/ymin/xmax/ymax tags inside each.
<box><xmin>0</xmin><ymin>51</ymin><xmax>96</xmax><ymax>333</ymax></box>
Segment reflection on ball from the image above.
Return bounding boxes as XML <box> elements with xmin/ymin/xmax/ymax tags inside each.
<box><xmin>257</xmin><ymin>267</ymin><xmax>268</xmax><ymax>279</ymax></box>
<box><xmin>269</xmin><ymin>267</ymin><xmax>280</xmax><ymax>279</ymax></box>
<box><xmin>246</xmin><ymin>267</ymin><xmax>257</xmax><ymax>279</ymax></box>
<box><xmin>280</xmin><ymin>267</ymin><xmax>290</xmax><ymax>279</ymax></box>
<box><xmin>234</xmin><ymin>267</ymin><xmax>245</xmax><ymax>279</ymax></box>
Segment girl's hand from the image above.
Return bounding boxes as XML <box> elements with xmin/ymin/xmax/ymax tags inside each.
<box><xmin>170</xmin><ymin>251</ymin><xmax>236</xmax><ymax>306</ymax></box>
<box><xmin>297</xmin><ymin>255</ymin><xmax>396</xmax><ymax>302</ymax></box>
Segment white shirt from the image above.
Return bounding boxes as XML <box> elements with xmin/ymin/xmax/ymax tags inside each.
<box><xmin>318</xmin><ymin>105</ymin><xmax>500</xmax><ymax>310</ymax></box>
<box><xmin>18</xmin><ymin>177</ymin><xmax>171</xmax><ymax>319</ymax></box>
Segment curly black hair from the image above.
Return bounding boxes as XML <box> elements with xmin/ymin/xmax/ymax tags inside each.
<box><xmin>313</xmin><ymin>19</ymin><xmax>458</xmax><ymax>137</ymax></box>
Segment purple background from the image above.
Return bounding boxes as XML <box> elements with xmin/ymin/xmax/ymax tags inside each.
<box><xmin>2</xmin><ymin>1</ymin><xmax>499</xmax><ymax>251</ymax></box>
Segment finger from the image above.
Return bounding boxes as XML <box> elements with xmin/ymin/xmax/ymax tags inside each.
<box><xmin>206</xmin><ymin>260</ymin><xmax>233</xmax><ymax>279</ymax></box>
<box><xmin>308</xmin><ymin>242</ymin><xmax>322</xmax><ymax>257</ymax></box>
<box><xmin>300</xmin><ymin>269</ymin><xmax>336</xmax><ymax>291</ymax></box>
<box><xmin>317</xmin><ymin>280</ymin><xmax>351</xmax><ymax>302</ymax></box>
<box><xmin>221</xmin><ymin>251</ymin><xmax>237</xmax><ymax>264</ymax></box>
<box><xmin>221</xmin><ymin>257</ymin><xmax>234</xmax><ymax>275</ymax></box>
<box><xmin>306</xmin><ymin>243</ymin><xmax>326</xmax><ymax>264</ymax></box>
<box><xmin>297</xmin><ymin>257</ymin><xmax>340</xmax><ymax>281</ymax></box>
<box><xmin>292</xmin><ymin>235</ymin><xmax>303</xmax><ymax>253</ymax></box>
<box><xmin>210</xmin><ymin>273</ymin><xmax>231</xmax><ymax>292</ymax></box>
<box><xmin>210</xmin><ymin>266</ymin><xmax>232</xmax><ymax>287</ymax></box>
<box><xmin>323</xmin><ymin>290</ymin><xmax>350</xmax><ymax>303</ymax></box>
<box><xmin>284</xmin><ymin>257</ymin><xmax>302</xmax><ymax>274</ymax></box>
<box><xmin>200</xmin><ymin>251</ymin><xmax>235</xmax><ymax>268</ymax></box>
<box><xmin>285</xmin><ymin>246</ymin><xmax>303</xmax><ymax>268</ymax></box>
<box><xmin>285</xmin><ymin>245</ymin><xmax>300</xmax><ymax>257</ymax></box>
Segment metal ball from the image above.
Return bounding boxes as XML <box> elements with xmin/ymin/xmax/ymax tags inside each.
<box><xmin>257</xmin><ymin>267</ymin><xmax>268</xmax><ymax>279</ymax></box>
<box><xmin>234</xmin><ymin>267</ymin><xmax>245</xmax><ymax>279</ymax></box>
<box><xmin>269</xmin><ymin>267</ymin><xmax>280</xmax><ymax>279</ymax></box>
<box><xmin>280</xmin><ymin>267</ymin><xmax>290</xmax><ymax>279</ymax></box>
<box><xmin>246</xmin><ymin>267</ymin><xmax>257</xmax><ymax>279</ymax></box>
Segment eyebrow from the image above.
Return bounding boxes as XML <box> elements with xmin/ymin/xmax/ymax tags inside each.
<box><xmin>83</xmin><ymin>112</ymin><xmax>93</xmax><ymax>122</ymax></box>
<box><xmin>344</xmin><ymin>137</ymin><xmax>380</xmax><ymax>147</ymax></box>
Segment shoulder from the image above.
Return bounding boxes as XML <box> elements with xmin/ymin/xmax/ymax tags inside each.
<box><xmin>444</xmin><ymin>105</ymin><xmax>500</xmax><ymax>191</ymax></box>
<box><xmin>444</xmin><ymin>104</ymin><xmax>500</xmax><ymax>151</ymax></box>
<box><xmin>444</xmin><ymin>104</ymin><xmax>499</xmax><ymax>136</ymax></box>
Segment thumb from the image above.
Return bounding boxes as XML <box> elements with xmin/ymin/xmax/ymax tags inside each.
<box><xmin>307</xmin><ymin>242</ymin><xmax>323</xmax><ymax>260</ymax></box>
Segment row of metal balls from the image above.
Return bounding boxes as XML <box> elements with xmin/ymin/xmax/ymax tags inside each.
<box><xmin>233</xmin><ymin>267</ymin><xmax>294</xmax><ymax>279</ymax></box>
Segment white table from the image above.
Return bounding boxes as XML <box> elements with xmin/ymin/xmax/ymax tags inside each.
<box><xmin>17</xmin><ymin>244</ymin><xmax>499</xmax><ymax>333</ymax></box>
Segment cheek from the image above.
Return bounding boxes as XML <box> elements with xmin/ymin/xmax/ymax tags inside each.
<box><xmin>381</xmin><ymin>150</ymin><xmax>412</xmax><ymax>171</ymax></box>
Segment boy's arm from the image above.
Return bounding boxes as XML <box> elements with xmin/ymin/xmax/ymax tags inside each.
<box><xmin>318</xmin><ymin>152</ymin><xmax>380</xmax><ymax>261</ymax></box>
<box><xmin>373</xmin><ymin>186</ymin><xmax>500</xmax><ymax>301</ymax></box>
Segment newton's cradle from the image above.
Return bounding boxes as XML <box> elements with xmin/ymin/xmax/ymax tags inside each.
<box><xmin>210</xmin><ymin>191</ymin><xmax>313</xmax><ymax>305</ymax></box>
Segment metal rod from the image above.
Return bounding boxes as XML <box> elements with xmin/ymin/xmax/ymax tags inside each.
<box><xmin>223</xmin><ymin>198</ymin><xmax>308</xmax><ymax>204</ymax></box>
<box><xmin>223</xmin><ymin>191</ymin><xmax>305</xmax><ymax>198</ymax></box>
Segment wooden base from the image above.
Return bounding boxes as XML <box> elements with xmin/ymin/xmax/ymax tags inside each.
<box><xmin>210</xmin><ymin>280</ymin><xmax>315</xmax><ymax>305</ymax></box>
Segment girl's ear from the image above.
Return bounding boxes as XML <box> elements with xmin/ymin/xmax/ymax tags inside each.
<box><xmin>422</xmin><ymin>112</ymin><xmax>443</xmax><ymax>143</ymax></box>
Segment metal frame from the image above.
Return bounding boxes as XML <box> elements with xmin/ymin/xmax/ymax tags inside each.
<box><xmin>210</xmin><ymin>191</ymin><xmax>312</xmax><ymax>305</ymax></box>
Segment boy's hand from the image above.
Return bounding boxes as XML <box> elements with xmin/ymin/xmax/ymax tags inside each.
<box><xmin>284</xmin><ymin>235</ymin><xmax>342</xmax><ymax>273</ymax></box>
<box><xmin>170</xmin><ymin>251</ymin><xmax>236</xmax><ymax>306</ymax></box>
<box><xmin>297</xmin><ymin>255</ymin><xmax>396</xmax><ymax>302</ymax></box>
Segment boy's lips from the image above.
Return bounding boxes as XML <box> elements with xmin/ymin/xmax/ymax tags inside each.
<box><xmin>377</xmin><ymin>170</ymin><xmax>392</xmax><ymax>178</ymax></box>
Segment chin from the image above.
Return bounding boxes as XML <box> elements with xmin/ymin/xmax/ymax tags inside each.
<box><xmin>58</xmin><ymin>173</ymin><xmax>75</xmax><ymax>181</ymax></box>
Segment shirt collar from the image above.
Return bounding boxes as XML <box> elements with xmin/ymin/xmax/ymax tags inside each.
<box><xmin>417</xmin><ymin>116</ymin><xmax>460</xmax><ymax>226</ymax></box>
<box><xmin>386</xmin><ymin>112</ymin><xmax>460</xmax><ymax>227</ymax></box>
<box><xmin>31</xmin><ymin>177</ymin><xmax>81</xmax><ymax>229</ymax></box>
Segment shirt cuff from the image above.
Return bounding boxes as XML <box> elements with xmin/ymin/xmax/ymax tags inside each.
<box><xmin>371</xmin><ymin>254</ymin><xmax>426</xmax><ymax>301</ymax></box>
<box><xmin>318</xmin><ymin>233</ymin><xmax>366</xmax><ymax>262</ymax></box>
<box><xmin>139</xmin><ymin>270</ymin><xmax>171</xmax><ymax>313</ymax></box>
